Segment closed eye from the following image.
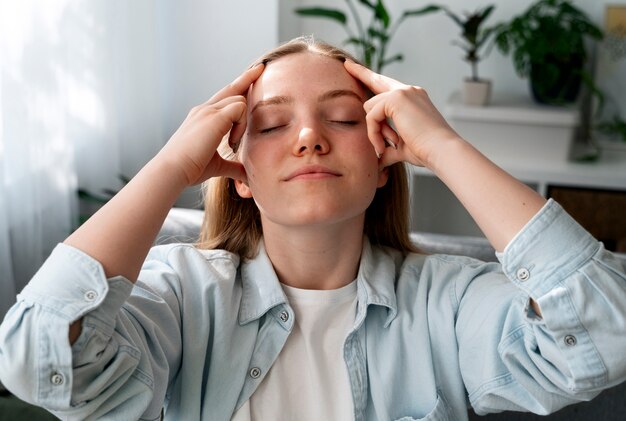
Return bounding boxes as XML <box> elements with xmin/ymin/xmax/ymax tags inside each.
<box><xmin>330</xmin><ymin>120</ymin><xmax>358</xmax><ymax>126</ymax></box>
<box><xmin>260</xmin><ymin>125</ymin><xmax>285</xmax><ymax>134</ymax></box>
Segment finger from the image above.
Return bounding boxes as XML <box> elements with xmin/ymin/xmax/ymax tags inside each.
<box><xmin>365</xmin><ymin>100</ymin><xmax>389</xmax><ymax>158</ymax></box>
<box><xmin>381</xmin><ymin>122</ymin><xmax>399</xmax><ymax>150</ymax></box>
<box><xmin>218</xmin><ymin>100</ymin><xmax>248</xmax><ymax>148</ymax></box>
<box><xmin>190</xmin><ymin>95</ymin><xmax>245</xmax><ymax>117</ymax></box>
<box><xmin>378</xmin><ymin>146</ymin><xmax>403</xmax><ymax>170</ymax></box>
<box><xmin>195</xmin><ymin>100</ymin><xmax>247</xmax><ymax>153</ymax></box>
<box><xmin>344</xmin><ymin>59</ymin><xmax>404</xmax><ymax>94</ymax></box>
<box><xmin>215</xmin><ymin>156</ymin><xmax>248</xmax><ymax>182</ymax></box>
<box><xmin>206</xmin><ymin>63</ymin><xmax>264</xmax><ymax>105</ymax></box>
<box><xmin>197</xmin><ymin>155</ymin><xmax>247</xmax><ymax>184</ymax></box>
<box><xmin>225</xmin><ymin>98</ymin><xmax>248</xmax><ymax>149</ymax></box>
<box><xmin>228</xmin><ymin>118</ymin><xmax>247</xmax><ymax>151</ymax></box>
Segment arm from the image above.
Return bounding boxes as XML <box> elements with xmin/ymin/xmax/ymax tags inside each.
<box><xmin>344</xmin><ymin>59</ymin><xmax>546</xmax><ymax>253</ymax></box>
<box><xmin>64</xmin><ymin>64</ymin><xmax>263</xmax><ymax>342</ymax></box>
<box><xmin>344</xmin><ymin>60</ymin><xmax>545</xmax><ymax>316</ymax></box>
<box><xmin>65</xmin><ymin>64</ymin><xmax>263</xmax><ymax>282</ymax></box>
<box><xmin>344</xmin><ymin>61</ymin><xmax>626</xmax><ymax>414</ymax></box>
<box><xmin>0</xmin><ymin>65</ymin><xmax>263</xmax><ymax>416</ymax></box>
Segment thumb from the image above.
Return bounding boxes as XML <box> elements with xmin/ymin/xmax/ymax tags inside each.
<box><xmin>222</xmin><ymin>160</ymin><xmax>247</xmax><ymax>183</ymax></box>
<box><xmin>378</xmin><ymin>147</ymin><xmax>402</xmax><ymax>170</ymax></box>
<box><xmin>202</xmin><ymin>153</ymin><xmax>248</xmax><ymax>182</ymax></box>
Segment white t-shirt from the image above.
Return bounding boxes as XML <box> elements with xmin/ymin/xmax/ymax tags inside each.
<box><xmin>232</xmin><ymin>280</ymin><xmax>358</xmax><ymax>420</ymax></box>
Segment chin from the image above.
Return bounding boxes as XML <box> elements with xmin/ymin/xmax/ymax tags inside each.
<box><xmin>263</xmin><ymin>203</ymin><xmax>367</xmax><ymax>229</ymax></box>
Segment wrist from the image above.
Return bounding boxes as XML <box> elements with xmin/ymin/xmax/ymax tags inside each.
<box><xmin>147</xmin><ymin>153</ymin><xmax>191</xmax><ymax>193</ymax></box>
<box><xmin>421</xmin><ymin>132</ymin><xmax>469</xmax><ymax>174</ymax></box>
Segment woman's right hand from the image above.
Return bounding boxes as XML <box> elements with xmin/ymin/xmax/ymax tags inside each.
<box><xmin>157</xmin><ymin>64</ymin><xmax>264</xmax><ymax>186</ymax></box>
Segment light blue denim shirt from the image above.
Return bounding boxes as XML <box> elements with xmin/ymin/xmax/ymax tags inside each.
<box><xmin>1</xmin><ymin>200</ymin><xmax>626</xmax><ymax>421</ymax></box>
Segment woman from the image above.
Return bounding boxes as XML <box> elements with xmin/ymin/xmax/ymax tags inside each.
<box><xmin>1</xmin><ymin>37</ymin><xmax>625</xmax><ymax>420</ymax></box>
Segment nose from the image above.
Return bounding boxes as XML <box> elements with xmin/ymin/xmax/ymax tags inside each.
<box><xmin>293</xmin><ymin>126</ymin><xmax>330</xmax><ymax>156</ymax></box>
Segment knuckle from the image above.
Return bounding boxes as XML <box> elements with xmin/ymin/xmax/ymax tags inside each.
<box><xmin>410</xmin><ymin>85</ymin><xmax>426</xmax><ymax>96</ymax></box>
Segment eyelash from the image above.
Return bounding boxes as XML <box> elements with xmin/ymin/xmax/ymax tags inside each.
<box><xmin>260</xmin><ymin>125</ymin><xmax>285</xmax><ymax>134</ymax></box>
<box><xmin>259</xmin><ymin>120</ymin><xmax>358</xmax><ymax>134</ymax></box>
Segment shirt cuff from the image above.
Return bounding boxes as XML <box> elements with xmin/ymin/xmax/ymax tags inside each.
<box><xmin>18</xmin><ymin>243</ymin><xmax>134</xmax><ymax>323</ymax></box>
<box><xmin>496</xmin><ymin>199</ymin><xmax>599</xmax><ymax>299</ymax></box>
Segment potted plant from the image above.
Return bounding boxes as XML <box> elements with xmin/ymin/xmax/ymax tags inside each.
<box><xmin>494</xmin><ymin>0</ymin><xmax>603</xmax><ymax>105</ymax></box>
<box><xmin>295</xmin><ymin>0</ymin><xmax>440</xmax><ymax>73</ymax></box>
<box><xmin>440</xmin><ymin>5</ymin><xmax>496</xmax><ymax>106</ymax></box>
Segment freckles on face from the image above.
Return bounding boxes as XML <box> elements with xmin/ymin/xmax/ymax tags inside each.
<box><xmin>239</xmin><ymin>51</ymin><xmax>376</xmax><ymax>171</ymax></box>
<box><xmin>233</xmin><ymin>52</ymin><xmax>386</xmax><ymax>226</ymax></box>
<box><xmin>245</xmin><ymin>52</ymin><xmax>368</xmax><ymax>130</ymax></box>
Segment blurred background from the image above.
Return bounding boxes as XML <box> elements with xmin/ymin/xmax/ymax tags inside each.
<box><xmin>1</xmin><ymin>1</ymin><xmax>626</xmax><ymax>418</ymax></box>
<box><xmin>1</xmin><ymin>0</ymin><xmax>625</xmax><ymax>328</ymax></box>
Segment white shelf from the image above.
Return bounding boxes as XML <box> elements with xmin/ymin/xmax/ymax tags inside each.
<box><xmin>411</xmin><ymin>151</ymin><xmax>626</xmax><ymax>196</ymax></box>
<box><xmin>446</xmin><ymin>91</ymin><xmax>580</xmax><ymax>126</ymax></box>
<box><xmin>410</xmin><ymin>93</ymin><xmax>626</xmax><ymax>236</ymax></box>
<box><xmin>444</xmin><ymin>92</ymin><xmax>581</xmax><ymax>164</ymax></box>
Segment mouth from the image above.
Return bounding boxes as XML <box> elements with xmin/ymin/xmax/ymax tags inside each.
<box><xmin>284</xmin><ymin>165</ymin><xmax>342</xmax><ymax>181</ymax></box>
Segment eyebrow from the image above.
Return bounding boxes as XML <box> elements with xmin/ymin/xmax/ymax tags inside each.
<box><xmin>251</xmin><ymin>89</ymin><xmax>363</xmax><ymax>114</ymax></box>
<box><xmin>318</xmin><ymin>89</ymin><xmax>363</xmax><ymax>103</ymax></box>
<box><xmin>251</xmin><ymin>96</ymin><xmax>293</xmax><ymax>114</ymax></box>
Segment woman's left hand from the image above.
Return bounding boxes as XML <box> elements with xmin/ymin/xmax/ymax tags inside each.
<box><xmin>344</xmin><ymin>59</ymin><xmax>461</xmax><ymax>170</ymax></box>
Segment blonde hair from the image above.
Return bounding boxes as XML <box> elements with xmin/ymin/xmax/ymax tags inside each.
<box><xmin>197</xmin><ymin>36</ymin><xmax>417</xmax><ymax>258</ymax></box>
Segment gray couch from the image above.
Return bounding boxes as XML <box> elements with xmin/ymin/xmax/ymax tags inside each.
<box><xmin>158</xmin><ymin>207</ymin><xmax>626</xmax><ymax>421</ymax></box>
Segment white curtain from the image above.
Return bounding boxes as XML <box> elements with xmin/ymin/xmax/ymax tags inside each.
<box><xmin>0</xmin><ymin>0</ymin><xmax>128</xmax><ymax>318</ymax></box>
<box><xmin>0</xmin><ymin>0</ymin><xmax>279</xmax><ymax>319</ymax></box>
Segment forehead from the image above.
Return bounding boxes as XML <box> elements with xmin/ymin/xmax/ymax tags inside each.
<box><xmin>249</xmin><ymin>52</ymin><xmax>365</xmax><ymax>102</ymax></box>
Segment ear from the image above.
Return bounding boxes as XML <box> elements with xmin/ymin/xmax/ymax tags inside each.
<box><xmin>377</xmin><ymin>166</ymin><xmax>389</xmax><ymax>188</ymax></box>
<box><xmin>234</xmin><ymin>179</ymin><xmax>253</xmax><ymax>198</ymax></box>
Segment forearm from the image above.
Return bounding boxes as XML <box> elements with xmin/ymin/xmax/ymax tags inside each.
<box><xmin>427</xmin><ymin>136</ymin><xmax>546</xmax><ymax>252</ymax></box>
<box><xmin>65</xmin><ymin>155</ymin><xmax>187</xmax><ymax>282</ymax></box>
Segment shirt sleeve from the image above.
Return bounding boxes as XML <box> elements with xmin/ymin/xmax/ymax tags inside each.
<box><xmin>455</xmin><ymin>199</ymin><xmax>626</xmax><ymax>415</ymax></box>
<box><xmin>0</xmin><ymin>243</ymin><xmax>184</xmax><ymax>420</ymax></box>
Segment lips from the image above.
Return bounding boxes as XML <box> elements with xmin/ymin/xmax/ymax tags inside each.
<box><xmin>284</xmin><ymin>165</ymin><xmax>342</xmax><ymax>181</ymax></box>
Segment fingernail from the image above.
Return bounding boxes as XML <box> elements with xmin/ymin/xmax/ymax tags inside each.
<box><xmin>384</xmin><ymin>138</ymin><xmax>397</xmax><ymax>149</ymax></box>
<box><xmin>375</xmin><ymin>150</ymin><xmax>381</xmax><ymax>159</ymax></box>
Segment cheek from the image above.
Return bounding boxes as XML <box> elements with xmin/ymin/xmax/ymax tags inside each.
<box><xmin>239</xmin><ymin>142</ymin><xmax>276</xmax><ymax>192</ymax></box>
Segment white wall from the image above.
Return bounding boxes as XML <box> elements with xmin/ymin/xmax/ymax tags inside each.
<box><xmin>117</xmin><ymin>0</ymin><xmax>280</xmax><ymax>206</ymax></box>
<box><xmin>281</xmin><ymin>0</ymin><xmax>626</xmax><ymax>115</ymax></box>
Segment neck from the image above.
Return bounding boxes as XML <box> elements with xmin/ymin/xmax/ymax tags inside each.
<box><xmin>261</xmin><ymin>216</ymin><xmax>364</xmax><ymax>290</ymax></box>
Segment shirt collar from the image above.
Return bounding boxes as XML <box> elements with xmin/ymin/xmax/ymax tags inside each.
<box><xmin>238</xmin><ymin>238</ymin><xmax>400</xmax><ymax>327</ymax></box>
<box><xmin>355</xmin><ymin>238</ymin><xmax>399</xmax><ymax>328</ymax></box>
<box><xmin>239</xmin><ymin>241</ymin><xmax>288</xmax><ymax>325</ymax></box>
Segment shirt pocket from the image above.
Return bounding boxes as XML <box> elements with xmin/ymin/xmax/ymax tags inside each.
<box><xmin>393</xmin><ymin>392</ymin><xmax>453</xmax><ymax>421</ymax></box>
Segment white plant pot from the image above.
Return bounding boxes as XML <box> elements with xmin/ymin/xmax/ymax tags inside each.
<box><xmin>462</xmin><ymin>79</ymin><xmax>491</xmax><ymax>106</ymax></box>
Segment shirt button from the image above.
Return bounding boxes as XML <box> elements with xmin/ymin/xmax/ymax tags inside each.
<box><xmin>84</xmin><ymin>290</ymin><xmax>98</xmax><ymax>302</ymax></box>
<box><xmin>279</xmin><ymin>311</ymin><xmax>289</xmax><ymax>322</ymax></box>
<box><xmin>564</xmin><ymin>335</ymin><xmax>577</xmax><ymax>346</ymax></box>
<box><xmin>249</xmin><ymin>367</ymin><xmax>262</xmax><ymax>379</ymax></box>
<box><xmin>50</xmin><ymin>372</ymin><xmax>64</xmax><ymax>385</ymax></box>
<box><xmin>516</xmin><ymin>268</ymin><xmax>530</xmax><ymax>282</ymax></box>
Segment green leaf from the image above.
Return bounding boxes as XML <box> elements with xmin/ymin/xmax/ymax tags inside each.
<box><xmin>77</xmin><ymin>189</ymin><xmax>109</xmax><ymax>205</ymax></box>
<box><xmin>480</xmin><ymin>5</ymin><xmax>495</xmax><ymax>22</ymax></box>
<box><xmin>357</xmin><ymin>0</ymin><xmax>377</xmax><ymax>11</ymax></box>
<box><xmin>402</xmin><ymin>5</ymin><xmax>442</xmax><ymax>19</ymax></box>
<box><xmin>118</xmin><ymin>174</ymin><xmax>131</xmax><ymax>184</ymax></box>
<box><xmin>368</xmin><ymin>27</ymin><xmax>389</xmax><ymax>41</ymax></box>
<box><xmin>101</xmin><ymin>188</ymin><xmax>119</xmax><ymax>198</ymax></box>
<box><xmin>295</xmin><ymin>7</ymin><xmax>347</xmax><ymax>25</ymax></box>
<box><xmin>374</xmin><ymin>0</ymin><xmax>390</xmax><ymax>28</ymax></box>
<box><xmin>443</xmin><ymin>8</ymin><xmax>463</xmax><ymax>27</ymax></box>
